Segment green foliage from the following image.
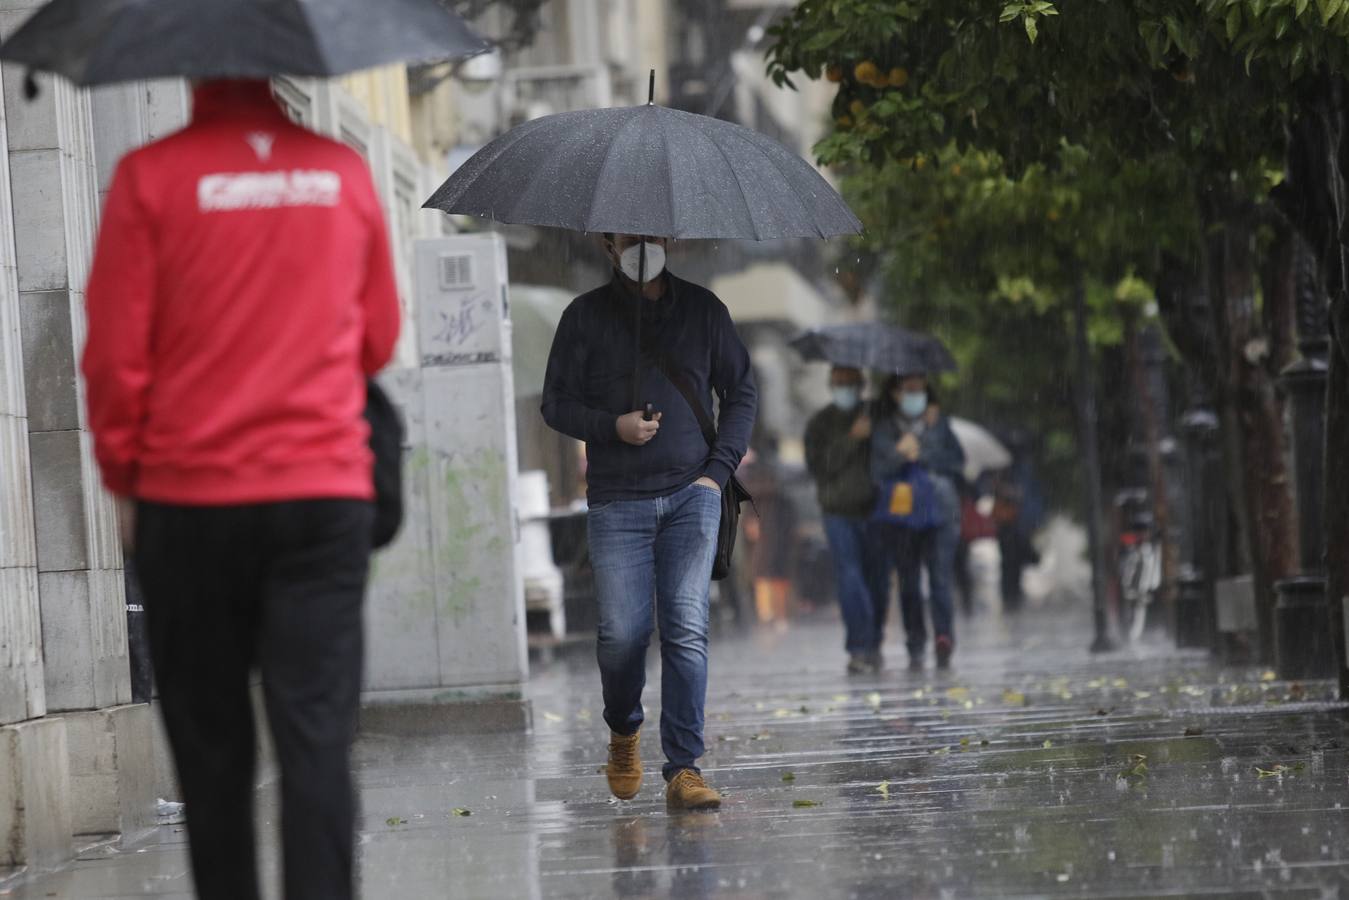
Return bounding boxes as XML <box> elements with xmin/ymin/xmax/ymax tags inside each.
<box><xmin>837</xmin><ymin>139</ymin><xmax>1178</xmax><ymax>489</ymax></box>
<box><xmin>765</xmin><ymin>0</ymin><xmax>1343</xmax><ymax>192</ymax></box>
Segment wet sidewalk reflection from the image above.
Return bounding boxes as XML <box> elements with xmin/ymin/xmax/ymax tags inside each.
<box><xmin>11</xmin><ymin>603</ymin><xmax>1349</xmax><ymax>898</ymax></box>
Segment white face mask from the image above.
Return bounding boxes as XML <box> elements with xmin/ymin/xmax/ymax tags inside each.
<box><xmin>831</xmin><ymin>386</ymin><xmax>860</xmax><ymax>412</ymax></box>
<box><xmin>900</xmin><ymin>392</ymin><xmax>929</xmax><ymax>419</ymax></box>
<box><xmin>616</xmin><ymin>241</ymin><xmax>666</xmax><ymax>283</ymax></box>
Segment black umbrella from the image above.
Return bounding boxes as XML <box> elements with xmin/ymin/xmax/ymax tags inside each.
<box><xmin>425</xmin><ymin>74</ymin><xmax>861</xmax><ymax>409</ymax></box>
<box><xmin>790</xmin><ymin>323</ymin><xmax>957</xmax><ymax>376</ymax></box>
<box><xmin>0</xmin><ymin>0</ymin><xmax>488</xmax><ymax>86</ymax></box>
<box><xmin>423</xmin><ymin>78</ymin><xmax>861</xmax><ymax>241</ymax></box>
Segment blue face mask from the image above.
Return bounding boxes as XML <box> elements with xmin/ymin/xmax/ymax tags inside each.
<box><xmin>831</xmin><ymin>386</ymin><xmax>860</xmax><ymax>411</ymax></box>
<box><xmin>900</xmin><ymin>392</ymin><xmax>928</xmax><ymax>419</ymax></box>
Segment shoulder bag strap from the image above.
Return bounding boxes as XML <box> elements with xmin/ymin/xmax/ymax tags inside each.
<box><xmin>644</xmin><ymin>349</ymin><xmax>718</xmax><ymax>451</ymax></box>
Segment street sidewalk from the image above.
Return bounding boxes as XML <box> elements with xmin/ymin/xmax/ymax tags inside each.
<box><xmin>8</xmin><ymin>600</ymin><xmax>1349</xmax><ymax>898</ymax></box>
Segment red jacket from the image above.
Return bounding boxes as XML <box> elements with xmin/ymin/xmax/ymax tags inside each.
<box><xmin>83</xmin><ymin>81</ymin><xmax>401</xmax><ymax>504</ymax></box>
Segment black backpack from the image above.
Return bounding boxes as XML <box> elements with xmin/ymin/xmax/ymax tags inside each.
<box><xmin>364</xmin><ymin>379</ymin><xmax>405</xmax><ymax>549</ymax></box>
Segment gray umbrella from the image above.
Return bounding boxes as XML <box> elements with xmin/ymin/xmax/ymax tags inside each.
<box><xmin>790</xmin><ymin>323</ymin><xmax>957</xmax><ymax>376</ymax></box>
<box><xmin>426</xmin><ymin>74</ymin><xmax>861</xmax><ymax>411</ymax></box>
<box><xmin>0</xmin><ymin>0</ymin><xmax>488</xmax><ymax>86</ymax></box>
<box><xmin>423</xmin><ymin>94</ymin><xmax>862</xmax><ymax>241</ymax></box>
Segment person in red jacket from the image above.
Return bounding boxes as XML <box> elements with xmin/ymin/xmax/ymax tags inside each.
<box><xmin>81</xmin><ymin>79</ymin><xmax>400</xmax><ymax>900</ymax></box>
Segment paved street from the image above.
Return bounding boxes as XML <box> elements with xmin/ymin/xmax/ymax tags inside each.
<box><xmin>8</xmin><ymin>599</ymin><xmax>1349</xmax><ymax>899</ymax></box>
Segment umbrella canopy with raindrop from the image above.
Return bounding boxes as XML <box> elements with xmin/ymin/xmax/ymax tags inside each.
<box><xmin>950</xmin><ymin>418</ymin><xmax>1012</xmax><ymax>484</ymax></box>
<box><xmin>789</xmin><ymin>322</ymin><xmax>957</xmax><ymax>376</ymax></box>
<box><xmin>0</xmin><ymin>0</ymin><xmax>488</xmax><ymax>86</ymax></box>
<box><xmin>425</xmin><ymin>73</ymin><xmax>862</xmax><ymax>411</ymax></box>
<box><xmin>424</xmin><ymin>79</ymin><xmax>861</xmax><ymax>241</ymax></box>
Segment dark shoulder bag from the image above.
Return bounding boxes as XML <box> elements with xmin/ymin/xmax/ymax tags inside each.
<box><xmin>364</xmin><ymin>378</ymin><xmax>405</xmax><ymax>549</ymax></box>
<box><xmin>644</xmin><ymin>352</ymin><xmax>753</xmax><ymax>582</ymax></box>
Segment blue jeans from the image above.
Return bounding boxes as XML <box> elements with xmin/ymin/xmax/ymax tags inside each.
<box><xmin>822</xmin><ymin>515</ymin><xmax>888</xmax><ymax>655</ymax></box>
<box><xmin>588</xmin><ymin>482</ymin><xmax>721</xmax><ymax>781</ymax></box>
<box><xmin>890</xmin><ymin>520</ymin><xmax>958</xmax><ymax>658</ymax></box>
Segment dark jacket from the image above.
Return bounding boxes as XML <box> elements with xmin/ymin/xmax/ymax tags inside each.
<box><xmin>541</xmin><ymin>273</ymin><xmax>757</xmax><ymax>503</ymax></box>
<box><xmin>871</xmin><ymin>411</ymin><xmax>965</xmax><ymax>528</ymax></box>
<box><xmin>803</xmin><ymin>403</ymin><xmax>876</xmax><ymax>517</ymax></box>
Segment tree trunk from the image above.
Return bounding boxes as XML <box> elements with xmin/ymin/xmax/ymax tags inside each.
<box><xmin>1261</xmin><ymin>225</ymin><xmax>1300</xmax><ymax>377</ymax></box>
<box><xmin>1274</xmin><ymin>76</ymin><xmax>1349</xmax><ymax>693</ymax></box>
<box><xmin>1325</xmin><ymin>343</ymin><xmax>1349</xmax><ymax>696</ymax></box>
<box><xmin>1205</xmin><ymin>216</ymin><xmax>1300</xmax><ymax>665</ymax></box>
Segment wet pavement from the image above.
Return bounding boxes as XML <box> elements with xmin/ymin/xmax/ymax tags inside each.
<box><xmin>8</xmin><ymin>600</ymin><xmax>1349</xmax><ymax>898</ymax></box>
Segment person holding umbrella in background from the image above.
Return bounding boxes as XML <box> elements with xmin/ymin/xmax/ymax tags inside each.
<box><xmin>872</xmin><ymin>374</ymin><xmax>966</xmax><ymax>670</ymax></box>
<box><xmin>1</xmin><ymin>2</ymin><xmax>487</xmax><ymax>897</ymax></box>
<box><xmin>804</xmin><ymin>366</ymin><xmax>886</xmax><ymax>673</ymax></box>
<box><xmin>790</xmin><ymin>323</ymin><xmax>959</xmax><ymax>670</ymax></box>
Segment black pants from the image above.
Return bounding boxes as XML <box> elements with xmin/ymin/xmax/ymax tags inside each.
<box><xmin>136</xmin><ymin>499</ymin><xmax>373</xmax><ymax>900</ymax></box>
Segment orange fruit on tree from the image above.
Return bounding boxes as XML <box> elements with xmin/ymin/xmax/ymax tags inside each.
<box><xmin>836</xmin><ymin>115</ymin><xmax>853</xmax><ymax>128</ymax></box>
<box><xmin>854</xmin><ymin>61</ymin><xmax>880</xmax><ymax>84</ymax></box>
<box><xmin>888</xmin><ymin>67</ymin><xmax>909</xmax><ymax>88</ymax></box>
<box><xmin>825</xmin><ymin>64</ymin><xmax>843</xmax><ymax>83</ymax></box>
<box><xmin>849</xmin><ymin>99</ymin><xmax>867</xmax><ymax>118</ymax></box>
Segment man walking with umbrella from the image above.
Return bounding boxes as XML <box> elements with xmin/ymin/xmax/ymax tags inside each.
<box><xmin>542</xmin><ymin>234</ymin><xmax>757</xmax><ymax>809</ymax></box>
<box><xmin>424</xmin><ymin>70</ymin><xmax>857</xmax><ymax>808</ymax></box>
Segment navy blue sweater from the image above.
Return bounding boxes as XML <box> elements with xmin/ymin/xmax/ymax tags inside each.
<box><xmin>541</xmin><ymin>273</ymin><xmax>758</xmax><ymax>503</ymax></box>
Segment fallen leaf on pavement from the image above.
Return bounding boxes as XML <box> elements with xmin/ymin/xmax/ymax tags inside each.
<box><xmin>792</xmin><ymin>799</ymin><xmax>821</xmax><ymax>808</ymax></box>
<box><xmin>1120</xmin><ymin>753</ymin><xmax>1149</xmax><ymax>779</ymax></box>
<box><xmin>782</xmin><ymin>772</ymin><xmax>796</xmax><ymax>783</ymax></box>
<box><xmin>875</xmin><ymin>781</ymin><xmax>891</xmax><ymax>798</ymax></box>
<box><xmin>452</xmin><ymin>808</ymin><xmax>472</xmax><ymax>817</ymax></box>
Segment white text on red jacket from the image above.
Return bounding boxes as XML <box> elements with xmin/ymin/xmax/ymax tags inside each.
<box><xmin>198</xmin><ymin>170</ymin><xmax>342</xmax><ymax>212</ymax></box>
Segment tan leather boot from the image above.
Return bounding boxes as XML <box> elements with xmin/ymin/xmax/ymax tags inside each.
<box><xmin>665</xmin><ymin>768</ymin><xmax>722</xmax><ymax>810</ymax></box>
<box><xmin>606</xmin><ymin>729</ymin><xmax>642</xmax><ymax>800</ymax></box>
